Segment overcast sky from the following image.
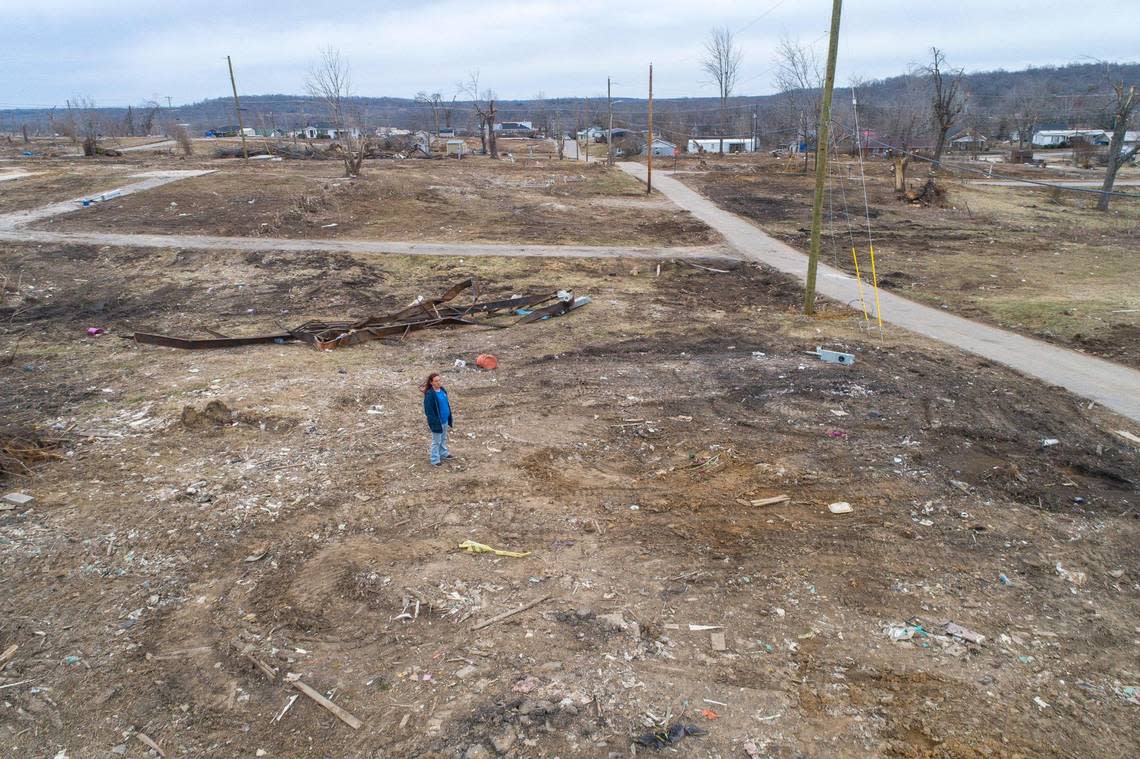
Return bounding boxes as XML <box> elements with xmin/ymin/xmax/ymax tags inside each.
<box><xmin>2</xmin><ymin>0</ymin><xmax>1137</xmax><ymax>108</ymax></box>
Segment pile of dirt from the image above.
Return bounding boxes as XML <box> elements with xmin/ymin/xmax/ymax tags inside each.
<box><xmin>180</xmin><ymin>400</ymin><xmax>234</xmax><ymax>430</ymax></box>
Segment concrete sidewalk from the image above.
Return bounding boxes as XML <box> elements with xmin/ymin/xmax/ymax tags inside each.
<box><xmin>619</xmin><ymin>162</ymin><xmax>1140</xmax><ymax>423</ymax></box>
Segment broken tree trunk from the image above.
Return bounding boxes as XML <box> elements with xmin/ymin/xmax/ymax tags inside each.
<box><xmin>892</xmin><ymin>156</ymin><xmax>910</xmax><ymax>193</ymax></box>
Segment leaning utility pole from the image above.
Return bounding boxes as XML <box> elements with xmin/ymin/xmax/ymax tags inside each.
<box><xmin>226</xmin><ymin>55</ymin><xmax>248</xmax><ymax>162</ymax></box>
<box><xmin>607</xmin><ymin>77</ymin><xmax>615</xmax><ymax>166</ymax></box>
<box><xmin>803</xmin><ymin>0</ymin><xmax>842</xmax><ymax>315</ymax></box>
<box><xmin>646</xmin><ymin>63</ymin><xmax>653</xmax><ymax>194</ymax></box>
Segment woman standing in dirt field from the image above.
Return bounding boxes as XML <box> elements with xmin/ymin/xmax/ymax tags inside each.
<box><xmin>421</xmin><ymin>372</ymin><xmax>455</xmax><ymax>466</ymax></box>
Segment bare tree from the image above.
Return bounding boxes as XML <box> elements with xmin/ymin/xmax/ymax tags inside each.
<box><xmin>886</xmin><ymin>72</ymin><xmax>932</xmax><ymax>191</ymax></box>
<box><xmin>462</xmin><ymin>71</ymin><xmax>498</xmax><ymax>158</ymax></box>
<box><xmin>66</xmin><ymin>97</ymin><xmax>100</xmax><ymax>156</ymax></box>
<box><xmin>531</xmin><ymin>91</ymin><xmax>551</xmax><ymax>138</ymax></box>
<box><xmin>925</xmin><ymin>47</ymin><xmax>967</xmax><ymax>165</ymax></box>
<box><xmin>1001</xmin><ymin>83</ymin><xmax>1048</xmax><ymax>149</ymax></box>
<box><xmin>701</xmin><ymin>27</ymin><xmax>743</xmax><ymax>155</ymax></box>
<box><xmin>307</xmin><ymin>47</ymin><xmax>369</xmax><ymax>177</ymax></box>
<box><xmin>416</xmin><ymin>91</ymin><xmax>445</xmax><ymax>136</ymax></box>
<box><xmin>1098</xmin><ymin>79</ymin><xmax>1138</xmax><ymax>211</ymax></box>
<box><xmin>138</xmin><ymin>100</ymin><xmax>161</xmax><ymax>136</ymax></box>
<box><xmin>773</xmin><ymin>36</ymin><xmax>823</xmax><ymax>172</ymax></box>
<box><xmin>171</xmin><ymin>123</ymin><xmax>194</xmax><ymax>156</ymax></box>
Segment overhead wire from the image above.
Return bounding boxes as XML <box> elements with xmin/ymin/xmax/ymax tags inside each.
<box><xmin>828</xmin><ymin>124</ymin><xmax>871</xmax><ymax>323</ymax></box>
<box><xmin>850</xmin><ymin>88</ymin><xmax>884</xmax><ymax>336</ymax></box>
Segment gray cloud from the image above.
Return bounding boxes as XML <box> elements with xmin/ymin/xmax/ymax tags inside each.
<box><xmin>1</xmin><ymin>0</ymin><xmax>1136</xmax><ymax>107</ymax></box>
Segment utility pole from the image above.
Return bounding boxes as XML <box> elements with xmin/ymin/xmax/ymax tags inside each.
<box><xmin>752</xmin><ymin>111</ymin><xmax>757</xmax><ymax>152</ymax></box>
<box><xmin>226</xmin><ymin>55</ymin><xmax>248</xmax><ymax>162</ymax></box>
<box><xmin>803</xmin><ymin>0</ymin><xmax>842</xmax><ymax>315</ymax></box>
<box><xmin>607</xmin><ymin>77</ymin><xmax>614</xmax><ymax>166</ymax></box>
<box><xmin>646</xmin><ymin>63</ymin><xmax>653</xmax><ymax>194</ymax></box>
<box><xmin>584</xmin><ymin>97</ymin><xmax>590</xmax><ymax>163</ymax></box>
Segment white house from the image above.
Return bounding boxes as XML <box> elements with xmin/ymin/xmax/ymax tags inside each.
<box><xmin>643</xmin><ymin>137</ymin><xmax>676</xmax><ymax>157</ymax></box>
<box><xmin>1031</xmin><ymin>129</ymin><xmax>1109</xmax><ymax>148</ymax></box>
<box><xmin>299</xmin><ymin>125</ymin><xmax>361</xmax><ymax>140</ymax></box>
<box><xmin>950</xmin><ymin>133</ymin><xmax>988</xmax><ymax>151</ymax></box>
<box><xmin>687</xmin><ymin>137</ymin><xmax>755</xmax><ymax>154</ymax></box>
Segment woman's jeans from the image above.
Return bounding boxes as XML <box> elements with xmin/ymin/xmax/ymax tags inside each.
<box><xmin>430</xmin><ymin>428</ymin><xmax>450</xmax><ymax>464</ymax></box>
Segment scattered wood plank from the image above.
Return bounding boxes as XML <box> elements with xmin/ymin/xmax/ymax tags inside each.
<box><xmin>148</xmin><ymin>646</ymin><xmax>212</xmax><ymax>661</ymax></box>
<box><xmin>245</xmin><ymin>652</ymin><xmax>277</xmax><ymax>682</ymax></box>
<box><xmin>290</xmin><ymin>679</ymin><xmax>363</xmax><ymax>730</ymax></box>
<box><xmin>471</xmin><ymin>595</ymin><xmax>552</xmax><ymax>631</ymax></box>
<box><xmin>0</xmin><ymin>678</ymin><xmax>34</xmax><ymax>690</ymax></box>
<box><xmin>681</xmin><ymin>259</ymin><xmax>732</xmax><ymax>274</ymax></box>
<box><xmin>135</xmin><ymin>732</ymin><xmax>165</xmax><ymax>757</ymax></box>
<box><xmin>1114</xmin><ymin>429</ymin><xmax>1140</xmax><ymax>446</ymax></box>
<box><xmin>0</xmin><ymin>644</ymin><xmax>18</xmax><ymax>668</ymax></box>
<box><xmin>273</xmin><ymin>693</ymin><xmax>298</xmax><ymax>723</ymax></box>
<box><xmin>750</xmin><ymin>495</ymin><xmax>790</xmax><ymax>507</ymax></box>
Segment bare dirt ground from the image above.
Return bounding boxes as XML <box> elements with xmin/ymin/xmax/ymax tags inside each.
<box><xmin>30</xmin><ymin>156</ymin><xmax>716</xmax><ymax>247</ymax></box>
<box><xmin>1</xmin><ymin>155</ymin><xmax>1138</xmax><ymax>759</ymax></box>
<box><xmin>671</xmin><ymin>155</ymin><xmax>1140</xmax><ymax>368</ymax></box>
<box><xmin>0</xmin><ymin>163</ymin><xmax>146</xmax><ymax>213</ymax></box>
<box><xmin>2</xmin><ymin>235</ymin><xmax>1138</xmax><ymax>758</ymax></box>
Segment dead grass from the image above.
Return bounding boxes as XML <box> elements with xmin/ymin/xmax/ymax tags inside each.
<box><xmin>0</xmin><ymin>165</ymin><xmax>144</xmax><ymax>212</ymax></box>
<box><xmin>33</xmin><ymin>157</ymin><xmax>720</xmax><ymax>247</ymax></box>
<box><xmin>680</xmin><ymin>156</ymin><xmax>1140</xmax><ymax>366</ymax></box>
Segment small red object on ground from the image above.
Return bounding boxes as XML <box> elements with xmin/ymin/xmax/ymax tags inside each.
<box><xmin>700</xmin><ymin>708</ymin><xmax>719</xmax><ymax>720</ymax></box>
<box><xmin>475</xmin><ymin>354</ymin><xmax>498</xmax><ymax>370</ymax></box>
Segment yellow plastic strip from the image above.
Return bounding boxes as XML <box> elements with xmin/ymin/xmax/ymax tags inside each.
<box><xmin>868</xmin><ymin>244</ymin><xmax>884</xmax><ymax>333</ymax></box>
<box><xmin>850</xmin><ymin>247</ymin><xmax>870</xmax><ymax>322</ymax></box>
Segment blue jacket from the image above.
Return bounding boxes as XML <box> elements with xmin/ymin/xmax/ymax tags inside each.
<box><xmin>423</xmin><ymin>388</ymin><xmax>454</xmax><ymax>433</ymax></box>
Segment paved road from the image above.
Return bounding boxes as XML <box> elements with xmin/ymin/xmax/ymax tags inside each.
<box><xmin>619</xmin><ymin>162</ymin><xmax>1140</xmax><ymax>423</ymax></box>
<box><xmin>0</xmin><ymin>227</ymin><xmax>735</xmax><ymax>261</ymax></box>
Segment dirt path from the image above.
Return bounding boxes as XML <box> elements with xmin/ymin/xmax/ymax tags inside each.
<box><xmin>619</xmin><ymin>161</ymin><xmax>1140</xmax><ymax>422</ymax></box>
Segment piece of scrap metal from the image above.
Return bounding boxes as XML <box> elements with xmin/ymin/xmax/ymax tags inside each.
<box><xmin>133</xmin><ymin>332</ymin><xmax>293</xmax><ymax>349</ymax></box>
<box><xmin>808</xmin><ymin>346</ymin><xmax>856</xmax><ymax>365</ymax></box>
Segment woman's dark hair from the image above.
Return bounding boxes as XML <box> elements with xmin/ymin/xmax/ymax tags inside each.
<box><xmin>420</xmin><ymin>372</ymin><xmax>440</xmax><ymax>395</ymax></box>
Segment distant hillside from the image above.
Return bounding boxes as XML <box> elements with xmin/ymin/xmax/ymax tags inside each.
<box><xmin>2</xmin><ymin>61</ymin><xmax>1136</xmax><ymax>146</ymax></box>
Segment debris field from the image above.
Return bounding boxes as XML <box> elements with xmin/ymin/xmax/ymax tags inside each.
<box><xmin>0</xmin><ymin>153</ymin><xmax>1137</xmax><ymax>758</ymax></box>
